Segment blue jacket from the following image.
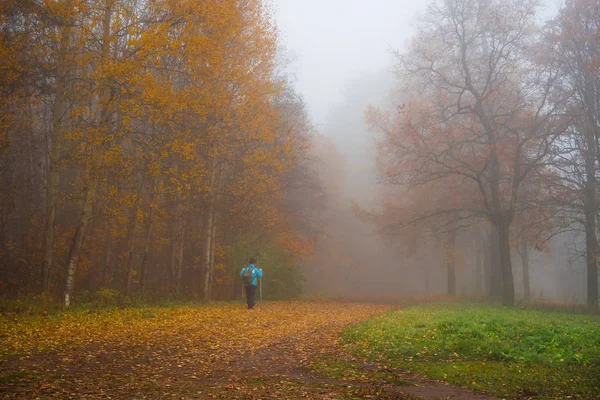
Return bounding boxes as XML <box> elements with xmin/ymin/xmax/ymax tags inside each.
<box><xmin>240</xmin><ymin>264</ymin><xmax>262</xmax><ymax>286</ymax></box>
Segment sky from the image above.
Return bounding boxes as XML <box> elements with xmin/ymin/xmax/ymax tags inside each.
<box><xmin>273</xmin><ymin>0</ymin><xmax>562</xmax><ymax>127</ymax></box>
<box><xmin>273</xmin><ymin>0</ymin><xmax>428</xmax><ymax>126</ymax></box>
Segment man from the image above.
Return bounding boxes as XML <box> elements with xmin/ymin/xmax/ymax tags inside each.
<box><xmin>240</xmin><ymin>258</ymin><xmax>262</xmax><ymax>309</ymax></box>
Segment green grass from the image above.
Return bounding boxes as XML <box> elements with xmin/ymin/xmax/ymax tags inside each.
<box><xmin>342</xmin><ymin>303</ymin><xmax>600</xmax><ymax>399</ymax></box>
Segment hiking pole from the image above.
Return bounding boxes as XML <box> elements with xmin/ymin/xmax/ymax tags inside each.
<box><xmin>241</xmin><ymin>277</ymin><xmax>245</xmax><ymax>309</ymax></box>
<box><xmin>259</xmin><ymin>277</ymin><xmax>262</xmax><ymax>309</ymax></box>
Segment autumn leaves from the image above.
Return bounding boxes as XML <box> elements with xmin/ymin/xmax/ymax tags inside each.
<box><xmin>0</xmin><ymin>302</ymin><xmax>391</xmax><ymax>399</ymax></box>
<box><xmin>0</xmin><ymin>1</ymin><xmax>313</xmax><ymax>304</ymax></box>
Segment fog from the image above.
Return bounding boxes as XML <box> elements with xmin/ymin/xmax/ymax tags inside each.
<box><xmin>275</xmin><ymin>0</ymin><xmax>590</xmax><ymax>304</ymax></box>
<box><xmin>274</xmin><ymin>0</ymin><xmax>561</xmax><ymax>124</ymax></box>
<box><xmin>274</xmin><ymin>0</ymin><xmax>429</xmax><ymax>298</ymax></box>
<box><xmin>2</xmin><ymin>0</ymin><xmax>592</xmax><ymax>311</ymax></box>
<box><xmin>274</xmin><ymin>0</ymin><xmax>428</xmax><ymax>125</ymax></box>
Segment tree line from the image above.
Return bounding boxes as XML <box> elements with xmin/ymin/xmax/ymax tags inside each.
<box><xmin>368</xmin><ymin>0</ymin><xmax>600</xmax><ymax>308</ymax></box>
<box><xmin>0</xmin><ymin>0</ymin><xmax>321</xmax><ymax>307</ymax></box>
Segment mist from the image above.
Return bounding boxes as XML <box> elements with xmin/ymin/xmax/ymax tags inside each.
<box><xmin>0</xmin><ymin>0</ymin><xmax>593</xmax><ymax>308</ymax></box>
<box><xmin>274</xmin><ymin>0</ymin><xmax>428</xmax><ymax>125</ymax></box>
<box><xmin>2</xmin><ymin>1</ymin><xmax>598</xmax><ymax>398</ymax></box>
<box><xmin>276</xmin><ymin>0</ymin><xmax>591</xmax><ymax>305</ymax></box>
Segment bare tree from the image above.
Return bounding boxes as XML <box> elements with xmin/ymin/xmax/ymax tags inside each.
<box><xmin>370</xmin><ymin>0</ymin><xmax>565</xmax><ymax>305</ymax></box>
<box><xmin>543</xmin><ymin>0</ymin><xmax>600</xmax><ymax>309</ymax></box>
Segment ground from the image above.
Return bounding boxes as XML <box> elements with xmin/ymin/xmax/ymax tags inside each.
<box><xmin>0</xmin><ymin>301</ymin><xmax>503</xmax><ymax>400</ymax></box>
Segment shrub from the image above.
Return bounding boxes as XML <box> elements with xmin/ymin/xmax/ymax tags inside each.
<box><xmin>94</xmin><ymin>288</ymin><xmax>120</xmax><ymax>308</ymax></box>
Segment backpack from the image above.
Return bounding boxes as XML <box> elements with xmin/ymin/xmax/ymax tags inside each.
<box><xmin>242</xmin><ymin>266</ymin><xmax>255</xmax><ymax>285</ymax></box>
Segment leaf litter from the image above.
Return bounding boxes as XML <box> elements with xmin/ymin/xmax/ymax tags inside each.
<box><xmin>0</xmin><ymin>301</ymin><xmax>502</xmax><ymax>399</ymax></box>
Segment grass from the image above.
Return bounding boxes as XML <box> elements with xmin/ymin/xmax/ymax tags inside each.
<box><xmin>309</xmin><ymin>356</ymin><xmax>414</xmax><ymax>386</ymax></box>
<box><xmin>341</xmin><ymin>303</ymin><xmax>600</xmax><ymax>399</ymax></box>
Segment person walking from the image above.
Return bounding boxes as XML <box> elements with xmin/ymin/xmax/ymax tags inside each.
<box><xmin>240</xmin><ymin>258</ymin><xmax>262</xmax><ymax>309</ymax></box>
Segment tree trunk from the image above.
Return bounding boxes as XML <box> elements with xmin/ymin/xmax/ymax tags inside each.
<box><xmin>203</xmin><ymin>156</ymin><xmax>220</xmax><ymax>301</ymax></box>
<box><xmin>207</xmin><ymin>220</ymin><xmax>217</xmax><ymax>300</ymax></box>
<box><xmin>584</xmin><ymin>211</ymin><xmax>598</xmax><ymax>309</ymax></box>
<box><xmin>202</xmin><ymin>205</ymin><xmax>214</xmax><ymax>301</ymax></box>
<box><xmin>497</xmin><ymin>220</ymin><xmax>515</xmax><ymax>306</ymax></box>
<box><xmin>446</xmin><ymin>228</ymin><xmax>457</xmax><ymax>297</ymax></box>
<box><xmin>584</xmin><ymin>124</ymin><xmax>599</xmax><ymax>309</ymax></box>
<box><xmin>489</xmin><ymin>224</ymin><xmax>503</xmax><ymax>301</ymax></box>
<box><xmin>171</xmin><ymin>219</ymin><xmax>186</xmax><ymax>294</ymax></box>
<box><xmin>475</xmin><ymin>229</ymin><xmax>483</xmax><ymax>297</ymax></box>
<box><xmin>125</xmin><ymin>212</ymin><xmax>138</xmax><ymax>296</ymax></box>
<box><xmin>64</xmin><ymin>0</ymin><xmax>111</xmax><ymax>308</ymax></box>
<box><xmin>519</xmin><ymin>238</ymin><xmax>530</xmax><ymax>302</ymax></box>
<box><xmin>102</xmin><ymin>233</ymin><xmax>113</xmax><ymax>288</ymax></box>
<box><xmin>42</xmin><ymin>8</ymin><xmax>72</xmax><ymax>294</ymax></box>
<box><xmin>482</xmin><ymin>227</ymin><xmax>491</xmax><ymax>297</ymax></box>
<box><xmin>139</xmin><ymin>207</ymin><xmax>154</xmax><ymax>295</ymax></box>
<box><xmin>63</xmin><ymin>184</ymin><xmax>96</xmax><ymax>308</ymax></box>
<box><xmin>41</xmin><ymin>171</ymin><xmax>57</xmax><ymax>293</ymax></box>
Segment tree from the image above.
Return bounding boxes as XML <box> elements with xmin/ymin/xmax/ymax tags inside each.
<box><xmin>0</xmin><ymin>0</ymin><xmax>317</xmax><ymax>304</ymax></box>
<box><xmin>544</xmin><ymin>0</ymin><xmax>600</xmax><ymax>309</ymax></box>
<box><xmin>368</xmin><ymin>0</ymin><xmax>565</xmax><ymax>305</ymax></box>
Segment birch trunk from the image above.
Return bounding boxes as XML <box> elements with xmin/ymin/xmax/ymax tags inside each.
<box><xmin>63</xmin><ymin>183</ymin><xmax>96</xmax><ymax>308</ymax></box>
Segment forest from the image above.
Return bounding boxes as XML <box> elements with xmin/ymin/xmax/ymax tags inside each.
<box><xmin>0</xmin><ymin>0</ymin><xmax>321</xmax><ymax>307</ymax></box>
<box><xmin>1</xmin><ymin>0</ymin><xmax>600</xmax><ymax>311</ymax></box>
<box><xmin>2</xmin><ymin>0</ymin><xmax>600</xmax><ymax>399</ymax></box>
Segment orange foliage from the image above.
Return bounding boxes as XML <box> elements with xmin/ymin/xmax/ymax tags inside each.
<box><xmin>0</xmin><ymin>0</ymin><xmax>316</xmax><ymax>300</ymax></box>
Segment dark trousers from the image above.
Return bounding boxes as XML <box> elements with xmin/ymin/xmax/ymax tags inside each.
<box><xmin>245</xmin><ymin>284</ymin><xmax>257</xmax><ymax>309</ymax></box>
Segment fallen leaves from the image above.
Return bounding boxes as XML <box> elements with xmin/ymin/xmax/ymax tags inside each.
<box><xmin>0</xmin><ymin>301</ymin><xmax>391</xmax><ymax>399</ymax></box>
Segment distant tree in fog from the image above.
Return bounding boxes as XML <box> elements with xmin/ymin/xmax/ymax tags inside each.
<box><xmin>367</xmin><ymin>0</ymin><xmax>567</xmax><ymax>306</ymax></box>
<box><xmin>542</xmin><ymin>0</ymin><xmax>600</xmax><ymax>309</ymax></box>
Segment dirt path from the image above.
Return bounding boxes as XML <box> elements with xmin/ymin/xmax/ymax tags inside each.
<box><xmin>0</xmin><ymin>302</ymin><xmax>503</xmax><ymax>400</ymax></box>
<box><xmin>214</xmin><ymin>314</ymin><xmax>502</xmax><ymax>400</ymax></box>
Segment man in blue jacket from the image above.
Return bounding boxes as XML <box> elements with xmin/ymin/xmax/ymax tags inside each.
<box><xmin>240</xmin><ymin>258</ymin><xmax>262</xmax><ymax>309</ymax></box>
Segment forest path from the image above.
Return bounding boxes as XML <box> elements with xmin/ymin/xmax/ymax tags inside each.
<box><xmin>1</xmin><ymin>301</ymin><xmax>501</xmax><ymax>399</ymax></box>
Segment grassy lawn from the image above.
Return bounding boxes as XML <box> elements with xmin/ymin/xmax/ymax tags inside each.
<box><xmin>341</xmin><ymin>303</ymin><xmax>600</xmax><ymax>399</ymax></box>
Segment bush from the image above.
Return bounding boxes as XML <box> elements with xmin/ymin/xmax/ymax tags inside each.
<box><xmin>93</xmin><ymin>288</ymin><xmax>120</xmax><ymax>308</ymax></box>
<box><xmin>76</xmin><ymin>290</ymin><xmax>93</xmax><ymax>304</ymax></box>
<box><xmin>0</xmin><ymin>293</ymin><xmax>59</xmax><ymax>315</ymax></box>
